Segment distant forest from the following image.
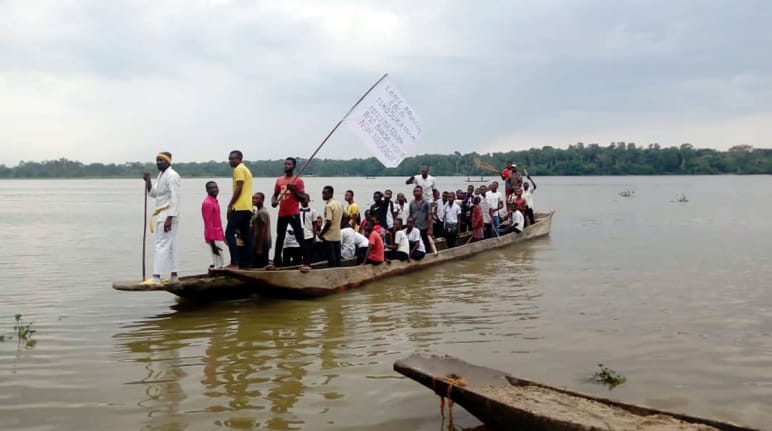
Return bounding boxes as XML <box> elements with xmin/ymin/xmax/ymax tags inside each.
<box><xmin>2</xmin><ymin>143</ymin><xmax>770</xmax><ymax>178</ymax></box>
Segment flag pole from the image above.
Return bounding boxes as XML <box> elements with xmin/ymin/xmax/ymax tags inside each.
<box><xmin>295</xmin><ymin>73</ymin><xmax>389</xmax><ymax>177</ymax></box>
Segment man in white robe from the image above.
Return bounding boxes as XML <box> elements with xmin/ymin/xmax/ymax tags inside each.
<box><xmin>142</xmin><ymin>152</ymin><xmax>182</xmax><ymax>285</ymax></box>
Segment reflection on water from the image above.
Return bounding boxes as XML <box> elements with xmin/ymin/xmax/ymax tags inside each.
<box><xmin>110</xmin><ymin>246</ymin><xmax>542</xmax><ymax>431</ymax></box>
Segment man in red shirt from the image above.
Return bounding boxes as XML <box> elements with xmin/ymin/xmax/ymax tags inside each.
<box><xmin>364</xmin><ymin>219</ymin><xmax>385</xmax><ymax>265</ymax></box>
<box><xmin>269</xmin><ymin>157</ymin><xmax>311</xmax><ymax>272</ymax></box>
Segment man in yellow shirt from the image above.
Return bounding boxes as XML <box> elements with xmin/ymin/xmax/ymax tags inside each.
<box><xmin>319</xmin><ymin>185</ymin><xmax>344</xmax><ymax>267</ymax></box>
<box><xmin>225</xmin><ymin>150</ymin><xmax>254</xmax><ymax>269</ymax></box>
<box><xmin>344</xmin><ymin>190</ymin><xmax>359</xmax><ymax>231</ymax></box>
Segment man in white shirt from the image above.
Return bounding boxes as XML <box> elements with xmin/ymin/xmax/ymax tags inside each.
<box><xmin>485</xmin><ymin>182</ymin><xmax>504</xmax><ymax>238</ymax></box>
<box><xmin>523</xmin><ymin>175</ymin><xmax>537</xmax><ymax>226</ymax></box>
<box><xmin>340</xmin><ymin>218</ymin><xmax>370</xmax><ymax>263</ymax></box>
<box><xmin>511</xmin><ymin>208</ymin><xmax>525</xmax><ymax>233</ymax></box>
<box><xmin>405</xmin><ymin>164</ymin><xmax>437</xmax><ymax>205</ymax></box>
<box><xmin>385</xmin><ymin>218</ymin><xmax>411</xmax><ymax>261</ymax></box>
<box><xmin>443</xmin><ymin>196</ymin><xmax>462</xmax><ymax>248</ymax></box>
<box><xmin>404</xmin><ymin>216</ymin><xmax>426</xmax><ymax>260</ymax></box>
<box><xmin>478</xmin><ymin>185</ymin><xmax>491</xmax><ymax>238</ymax></box>
<box><xmin>142</xmin><ymin>152</ymin><xmax>181</xmax><ymax>285</ymax></box>
<box><xmin>394</xmin><ymin>192</ymin><xmax>409</xmax><ymax>225</ymax></box>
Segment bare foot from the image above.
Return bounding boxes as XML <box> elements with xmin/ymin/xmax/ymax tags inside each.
<box><xmin>224</xmin><ymin>264</ymin><xmax>239</xmax><ymax>270</ymax></box>
<box><xmin>299</xmin><ymin>265</ymin><xmax>311</xmax><ymax>273</ymax></box>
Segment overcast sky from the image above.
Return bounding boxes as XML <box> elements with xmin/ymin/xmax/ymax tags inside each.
<box><xmin>1</xmin><ymin>0</ymin><xmax>770</xmax><ymax>165</ymax></box>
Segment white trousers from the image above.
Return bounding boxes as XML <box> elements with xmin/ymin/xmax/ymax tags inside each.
<box><xmin>209</xmin><ymin>240</ymin><xmax>226</xmax><ymax>269</ymax></box>
<box><xmin>153</xmin><ymin>220</ymin><xmax>179</xmax><ymax>276</ymax></box>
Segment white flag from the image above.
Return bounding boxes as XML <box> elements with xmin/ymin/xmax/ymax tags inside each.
<box><xmin>342</xmin><ymin>75</ymin><xmax>422</xmax><ymax>168</ymax></box>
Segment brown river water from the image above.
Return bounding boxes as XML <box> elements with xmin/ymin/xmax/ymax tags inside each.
<box><xmin>0</xmin><ymin>175</ymin><xmax>770</xmax><ymax>430</ymax></box>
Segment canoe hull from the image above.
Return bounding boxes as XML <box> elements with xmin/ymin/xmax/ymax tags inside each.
<box><xmin>393</xmin><ymin>354</ymin><xmax>757</xmax><ymax>431</ymax></box>
<box><xmin>113</xmin><ymin>211</ymin><xmax>553</xmax><ymax>300</ymax></box>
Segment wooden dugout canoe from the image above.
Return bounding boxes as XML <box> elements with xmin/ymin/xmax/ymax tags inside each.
<box><xmin>112</xmin><ymin>211</ymin><xmax>553</xmax><ymax>300</ymax></box>
<box><xmin>393</xmin><ymin>353</ymin><xmax>758</xmax><ymax>431</ymax></box>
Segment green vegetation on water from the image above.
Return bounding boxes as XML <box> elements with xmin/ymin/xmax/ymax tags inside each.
<box><xmin>2</xmin><ymin>143</ymin><xmax>770</xmax><ymax>178</ymax></box>
<box><xmin>0</xmin><ymin>314</ymin><xmax>37</xmax><ymax>349</ymax></box>
<box><xmin>592</xmin><ymin>363</ymin><xmax>626</xmax><ymax>389</ymax></box>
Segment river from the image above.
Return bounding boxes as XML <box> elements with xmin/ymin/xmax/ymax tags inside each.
<box><xmin>0</xmin><ymin>175</ymin><xmax>770</xmax><ymax>430</ymax></box>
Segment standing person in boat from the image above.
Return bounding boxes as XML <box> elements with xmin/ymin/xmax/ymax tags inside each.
<box><xmin>463</xmin><ymin>185</ymin><xmax>475</xmax><ymax>232</ymax></box>
<box><xmin>523</xmin><ymin>174</ymin><xmax>537</xmax><ymax>226</ymax></box>
<box><xmin>404</xmin><ymin>216</ymin><xmax>426</xmax><ymax>260</ymax></box>
<box><xmin>478</xmin><ymin>185</ymin><xmax>492</xmax><ymax>238</ymax></box>
<box><xmin>142</xmin><ymin>152</ymin><xmax>181</xmax><ymax>285</ymax></box>
<box><xmin>201</xmin><ymin>181</ymin><xmax>226</xmax><ymax>269</ymax></box>
<box><xmin>443</xmin><ymin>194</ymin><xmax>462</xmax><ymax>248</ymax></box>
<box><xmin>485</xmin><ymin>181</ymin><xmax>504</xmax><ymax>238</ymax></box>
<box><xmin>432</xmin><ymin>189</ymin><xmax>445</xmax><ymax>240</ymax></box>
<box><xmin>270</xmin><ymin>157</ymin><xmax>310</xmax><ymax>272</ymax></box>
<box><xmin>385</xmin><ymin>217</ymin><xmax>410</xmax><ymax>261</ymax></box>
<box><xmin>319</xmin><ymin>185</ymin><xmax>344</xmax><ymax>268</ymax></box>
<box><xmin>369</xmin><ymin>191</ymin><xmax>388</xmax><ymax>229</ymax></box>
<box><xmin>299</xmin><ymin>199</ymin><xmax>319</xmax><ymax>264</ymax></box>
<box><xmin>394</xmin><ymin>192</ymin><xmax>409</xmax><ymax>226</ymax></box>
<box><xmin>505</xmin><ymin>164</ymin><xmax>523</xmax><ymax>200</ymax></box>
<box><xmin>383</xmin><ymin>189</ymin><xmax>395</xmax><ymax>234</ymax></box>
<box><xmin>501</xmin><ymin>161</ymin><xmax>514</xmax><ymax>199</ymax></box>
<box><xmin>408</xmin><ymin>185</ymin><xmax>432</xmax><ymax>250</ymax></box>
<box><xmin>282</xmin><ymin>225</ymin><xmax>302</xmax><ymax>266</ymax></box>
<box><xmin>471</xmin><ymin>196</ymin><xmax>485</xmax><ymax>241</ymax></box>
<box><xmin>364</xmin><ymin>219</ymin><xmax>385</xmax><ymax>265</ymax></box>
<box><xmin>344</xmin><ymin>190</ymin><xmax>360</xmax><ymax>231</ymax></box>
<box><xmin>225</xmin><ymin>150</ymin><xmax>254</xmax><ymax>269</ymax></box>
<box><xmin>251</xmin><ymin>192</ymin><xmax>272</xmax><ymax>269</ymax></box>
<box><xmin>405</xmin><ymin>164</ymin><xmax>437</xmax><ymax>205</ymax></box>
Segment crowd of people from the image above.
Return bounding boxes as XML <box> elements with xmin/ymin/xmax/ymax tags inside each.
<box><xmin>140</xmin><ymin>151</ymin><xmax>537</xmax><ymax>285</ymax></box>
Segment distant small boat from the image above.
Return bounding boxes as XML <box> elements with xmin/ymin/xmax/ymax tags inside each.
<box><xmin>465</xmin><ymin>177</ymin><xmax>487</xmax><ymax>182</ymax></box>
<box><xmin>365</xmin><ymin>176</ymin><xmax>377</xmax><ymax>179</ymax></box>
<box><xmin>394</xmin><ymin>354</ymin><xmax>757</xmax><ymax>431</ymax></box>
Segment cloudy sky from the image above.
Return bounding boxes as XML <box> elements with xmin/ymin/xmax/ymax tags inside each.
<box><xmin>1</xmin><ymin>0</ymin><xmax>770</xmax><ymax>165</ymax></box>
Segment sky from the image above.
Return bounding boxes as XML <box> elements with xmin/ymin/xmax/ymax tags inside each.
<box><xmin>1</xmin><ymin>0</ymin><xmax>770</xmax><ymax>165</ymax></box>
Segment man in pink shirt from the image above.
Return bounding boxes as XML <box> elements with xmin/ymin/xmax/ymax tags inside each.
<box><xmin>201</xmin><ymin>181</ymin><xmax>226</xmax><ymax>269</ymax></box>
<box><xmin>269</xmin><ymin>157</ymin><xmax>311</xmax><ymax>271</ymax></box>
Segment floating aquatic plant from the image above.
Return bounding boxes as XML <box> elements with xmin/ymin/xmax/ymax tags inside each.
<box><xmin>592</xmin><ymin>363</ymin><xmax>626</xmax><ymax>389</ymax></box>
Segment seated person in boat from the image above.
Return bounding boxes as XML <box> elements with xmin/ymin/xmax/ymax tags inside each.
<box><xmin>510</xmin><ymin>206</ymin><xmax>525</xmax><ymax>234</ymax></box>
<box><xmin>340</xmin><ymin>216</ymin><xmax>369</xmax><ymax>264</ymax></box>
<box><xmin>364</xmin><ymin>219</ymin><xmax>385</xmax><ymax>265</ymax></box>
<box><xmin>281</xmin><ymin>225</ymin><xmax>302</xmax><ymax>267</ymax></box>
<box><xmin>404</xmin><ymin>216</ymin><xmax>426</xmax><ymax>260</ymax></box>
<box><xmin>442</xmin><ymin>193</ymin><xmax>462</xmax><ymax>248</ymax></box>
<box><xmin>385</xmin><ymin>218</ymin><xmax>410</xmax><ymax>261</ymax></box>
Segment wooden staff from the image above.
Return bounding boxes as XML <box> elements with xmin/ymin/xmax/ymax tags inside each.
<box><xmin>142</xmin><ymin>186</ymin><xmax>148</xmax><ymax>280</ymax></box>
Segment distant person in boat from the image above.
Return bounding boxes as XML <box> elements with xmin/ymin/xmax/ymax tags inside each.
<box><xmin>282</xmin><ymin>225</ymin><xmax>302</xmax><ymax>266</ymax></box>
<box><xmin>251</xmin><ymin>192</ymin><xmax>272</xmax><ymax>269</ymax></box>
<box><xmin>404</xmin><ymin>216</ymin><xmax>426</xmax><ymax>260</ymax></box>
<box><xmin>462</xmin><ymin>186</ymin><xmax>474</xmax><ymax>232</ymax></box>
<box><xmin>432</xmin><ymin>189</ymin><xmax>444</xmax><ymax>239</ymax></box>
<box><xmin>299</xmin><ymin>199</ymin><xmax>319</xmax><ymax>265</ymax></box>
<box><xmin>505</xmin><ymin>164</ymin><xmax>523</xmax><ymax>199</ymax></box>
<box><xmin>269</xmin><ymin>157</ymin><xmax>311</xmax><ymax>272</ymax></box>
<box><xmin>442</xmin><ymin>193</ymin><xmax>462</xmax><ymax>248</ymax></box>
<box><xmin>370</xmin><ymin>190</ymin><xmax>388</xmax><ymax>229</ymax></box>
<box><xmin>408</xmin><ymin>185</ymin><xmax>432</xmax><ymax>249</ymax></box>
<box><xmin>201</xmin><ymin>181</ymin><xmax>226</xmax><ymax>270</ymax></box>
<box><xmin>340</xmin><ymin>216</ymin><xmax>370</xmax><ymax>264</ymax></box>
<box><xmin>385</xmin><ymin>218</ymin><xmax>410</xmax><ymax>261</ymax></box>
<box><xmin>405</xmin><ymin>164</ymin><xmax>437</xmax><ymax>205</ymax></box>
<box><xmin>364</xmin><ymin>219</ymin><xmax>385</xmax><ymax>265</ymax></box>
<box><xmin>344</xmin><ymin>190</ymin><xmax>360</xmax><ymax>231</ymax></box>
<box><xmin>394</xmin><ymin>192</ymin><xmax>409</xmax><ymax>225</ymax></box>
<box><xmin>485</xmin><ymin>182</ymin><xmax>504</xmax><ymax>238</ymax></box>
<box><xmin>471</xmin><ymin>196</ymin><xmax>485</xmax><ymax>241</ymax></box>
<box><xmin>478</xmin><ymin>185</ymin><xmax>492</xmax><ymax>238</ymax></box>
<box><xmin>512</xmin><ymin>187</ymin><xmax>528</xmax><ymax>226</ymax></box>
<box><xmin>142</xmin><ymin>152</ymin><xmax>181</xmax><ymax>285</ymax></box>
<box><xmin>319</xmin><ymin>185</ymin><xmax>344</xmax><ymax>268</ymax></box>
<box><xmin>523</xmin><ymin>174</ymin><xmax>536</xmax><ymax>226</ymax></box>
<box><xmin>383</xmin><ymin>189</ymin><xmax>395</xmax><ymax>233</ymax></box>
<box><xmin>225</xmin><ymin>150</ymin><xmax>254</xmax><ymax>269</ymax></box>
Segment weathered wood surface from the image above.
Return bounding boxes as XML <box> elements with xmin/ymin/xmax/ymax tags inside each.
<box><xmin>113</xmin><ymin>211</ymin><xmax>553</xmax><ymax>299</ymax></box>
<box><xmin>393</xmin><ymin>353</ymin><xmax>757</xmax><ymax>431</ymax></box>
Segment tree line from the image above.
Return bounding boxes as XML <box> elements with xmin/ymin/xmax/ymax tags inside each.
<box><xmin>1</xmin><ymin>143</ymin><xmax>770</xmax><ymax>178</ymax></box>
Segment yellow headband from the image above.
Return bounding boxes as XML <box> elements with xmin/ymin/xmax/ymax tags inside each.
<box><xmin>156</xmin><ymin>153</ymin><xmax>172</xmax><ymax>164</ymax></box>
